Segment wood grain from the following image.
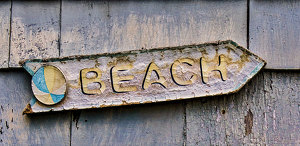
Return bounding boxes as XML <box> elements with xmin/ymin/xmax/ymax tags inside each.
<box><xmin>9</xmin><ymin>1</ymin><xmax>60</xmax><ymax>67</ymax></box>
<box><xmin>61</xmin><ymin>0</ymin><xmax>247</xmax><ymax>56</ymax></box>
<box><xmin>250</xmin><ymin>0</ymin><xmax>300</xmax><ymax>69</ymax></box>
<box><xmin>0</xmin><ymin>70</ymin><xmax>70</xmax><ymax>145</ymax></box>
<box><xmin>23</xmin><ymin>41</ymin><xmax>265</xmax><ymax>113</ymax></box>
<box><xmin>186</xmin><ymin>71</ymin><xmax>300</xmax><ymax>145</ymax></box>
<box><xmin>0</xmin><ymin>1</ymin><xmax>298</xmax><ymax>145</ymax></box>
<box><xmin>71</xmin><ymin>102</ymin><xmax>184</xmax><ymax>145</ymax></box>
<box><xmin>0</xmin><ymin>1</ymin><xmax>11</xmax><ymax>68</ymax></box>
<box><xmin>61</xmin><ymin>1</ymin><xmax>248</xmax><ymax>145</ymax></box>
<box><xmin>262</xmin><ymin>71</ymin><xmax>300</xmax><ymax>145</ymax></box>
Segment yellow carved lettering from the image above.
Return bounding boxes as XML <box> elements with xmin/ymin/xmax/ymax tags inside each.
<box><xmin>142</xmin><ymin>62</ymin><xmax>167</xmax><ymax>89</ymax></box>
<box><xmin>111</xmin><ymin>64</ymin><xmax>137</xmax><ymax>93</ymax></box>
<box><xmin>171</xmin><ymin>58</ymin><xmax>197</xmax><ymax>86</ymax></box>
<box><xmin>200</xmin><ymin>55</ymin><xmax>228</xmax><ymax>84</ymax></box>
<box><xmin>80</xmin><ymin>68</ymin><xmax>106</xmax><ymax>94</ymax></box>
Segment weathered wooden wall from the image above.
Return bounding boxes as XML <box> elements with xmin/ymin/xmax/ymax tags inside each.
<box><xmin>0</xmin><ymin>0</ymin><xmax>299</xmax><ymax>145</ymax></box>
<box><xmin>0</xmin><ymin>1</ymin><xmax>10</xmax><ymax>68</ymax></box>
<box><xmin>250</xmin><ymin>0</ymin><xmax>300</xmax><ymax>69</ymax></box>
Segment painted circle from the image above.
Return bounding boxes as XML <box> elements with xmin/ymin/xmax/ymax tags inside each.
<box><xmin>31</xmin><ymin>66</ymin><xmax>67</xmax><ymax>105</ymax></box>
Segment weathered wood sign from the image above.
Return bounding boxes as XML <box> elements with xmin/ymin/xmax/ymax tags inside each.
<box><xmin>21</xmin><ymin>40</ymin><xmax>266</xmax><ymax>114</ymax></box>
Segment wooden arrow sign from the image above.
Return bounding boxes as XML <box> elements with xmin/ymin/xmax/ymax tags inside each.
<box><xmin>21</xmin><ymin>40</ymin><xmax>266</xmax><ymax>114</ymax></box>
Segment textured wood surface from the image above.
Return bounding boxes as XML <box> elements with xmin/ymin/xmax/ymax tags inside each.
<box><xmin>1</xmin><ymin>71</ymin><xmax>298</xmax><ymax>145</ymax></box>
<box><xmin>0</xmin><ymin>1</ymin><xmax>11</xmax><ymax>68</ymax></box>
<box><xmin>250</xmin><ymin>0</ymin><xmax>300</xmax><ymax>69</ymax></box>
<box><xmin>186</xmin><ymin>71</ymin><xmax>300</xmax><ymax>145</ymax></box>
<box><xmin>0</xmin><ymin>70</ymin><xmax>70</xmax><ymax>145</ymax></box>
<box><xmin>262</xmin><ymin>71</ymin><xmax>300</xmax><ymax>145</ymax></box>
<box><xmin>0</xmin><ymin>0</ymin><xmax>299</xmax><ymax>145</ymax></box>
<box><xmin>61</xmin><ymin>0</ymin><xmax>247</xmax><ymax>56</ymax></box>
<box><xmin>71</xmin><ymin>102</ymin><xmax>184</xmax><ymax>145</ymax></box>
<box><xmin>23</xmin><ymin>41</ymin><xmax>265</xmax><ymax>113</ymax></box>
<box><xmin>9</xmin><ymin>1</ymin><xmax>60</xmax><ymax>67</ymax></box>
<box><xmin>62</xmin><ymin>1</ymin><xmax>247</xmax><ymax>145</ymax></box>
<box><xmin>1</xmin><ymin>0</ymin><xmax>299</xmax><ymax>70</ymax></box>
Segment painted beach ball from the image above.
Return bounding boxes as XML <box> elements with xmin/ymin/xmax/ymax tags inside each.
<box><xmin>32</xmin><ymin>66</ymin><xmax>67</xmax><ymax>105</ymax></box>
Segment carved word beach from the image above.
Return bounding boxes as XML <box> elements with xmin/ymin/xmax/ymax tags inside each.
<box><xmin>21</xmin><ymin>40</ymin><xmax>265</xmax><ymax>113</ymax></box>
<box><xmin>81</xmin><ymin>55</ymin><xmax>227</xmax><ymax>95</ymax></box>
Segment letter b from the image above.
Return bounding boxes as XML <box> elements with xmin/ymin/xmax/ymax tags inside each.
<box><xmin>80</xmin><ymin>68</ymin><xmax>106</xmax><ymax>94</ymax></box>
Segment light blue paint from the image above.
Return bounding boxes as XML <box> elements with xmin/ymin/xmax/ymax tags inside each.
<box><xmin>30</xmin><ymin>97</ymin><xmax>37</xmax><ymax>106</ymax></box>
<box><xmin>23</xmin><ymin>65</ymin><xmax>35</xmax><ymax>76</ymax></box>
<box><xmin>32</xmin><ymin>67</ymin><xmax>49</xmax><ymax>93</ymax></box>
<box><xmin>249</xmin><ymin>63</ymin><xmax>264</xmax><ymax>76</ymax></box>
<box><xmin>50</xmin><ymin>94</ymin><xmax>65</xmax><ymax>103</ymax></box>
<box><xmin>234</xmin><ymin>63</ymin><xmax>264</xmax><ymax>90</ymax></box>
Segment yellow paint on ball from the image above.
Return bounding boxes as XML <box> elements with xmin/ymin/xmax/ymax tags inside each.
<box><xmin>31</xmin><ymin>66</ymin><xmax>67</xmax><ymax>105</ymax></box>
<box><xmin>44</xmin><ymin>66</ymin><xmax>66</xmax><ymax>93</ymax></box>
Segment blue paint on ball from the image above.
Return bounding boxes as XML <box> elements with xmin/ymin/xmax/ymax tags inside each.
<box><xmin>32</xmin><ymin>66</ymin><xmax>66</xmax><ymax>105</ymax></box>
<box><xmin>51</xmin><ymin>93</ymin><xmax>65</xmax><ymax>103</ymax></box>
<box><xmin>32</xmin><ymin>67</ymin><xmax>49</xmax><ymax>93</ymax></box>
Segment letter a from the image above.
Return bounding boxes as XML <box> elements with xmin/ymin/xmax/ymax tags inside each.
<box><xmin>142</xmin><ymin>62</ymin><xmax>167</xmax><ymax>90</ymax></box>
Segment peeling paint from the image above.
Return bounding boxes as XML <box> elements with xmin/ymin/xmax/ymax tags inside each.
<box><xmin>21</xmin><ymin>40</ymin><xmax>266</xmax><ymax>114</ymax></box>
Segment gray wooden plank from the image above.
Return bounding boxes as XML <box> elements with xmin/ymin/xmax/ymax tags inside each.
<box><xmin>61</xmin><ymin>0</ymin><xmax>247</xmax><ymax>56</ymax></box>
<box><xmin>71</xmin><ymin>102</ymin><xmax>184</xmax><ymax>145</ymax></box>
<box><xmin>262</xmin><ymin>71</ymin><xmax>300</xmax><ymax>145</ymax></box>
<box><xmin>250</xmin><ymin>0</ymin><xmax>300</xmax><ymax>69</ymax></box>
<box><xmin>0</xmin><ymin>1</ymin><xmax>11</xmax><ymax>68</ymax></box>
<box><xmin>186</xmin><ymin>71</ymin><xmax>300</xmax><ymax>145</ymax></box>
<box><xmin>62</xmin><ymin>1</ymin><xmax>247</xmax><ymax>145</ymax></box>
<box><xmin>61</xmin><ymin>0</ymin><xmax>108</xmax><ymax>56</ymax></box>
<box><xmin>0</xmin><ymin>70</ymin><xmax>70</xmax><ymax>145</ymax></box>
<box><xmin>9</xmin><ymin>1</ymin><xmax>60</xmax><ymax>67</ymax></box>
<box><xmin>173</xmin><ymin>0</ymin><xmax>249</xmax><ymax>145</ymax></box>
